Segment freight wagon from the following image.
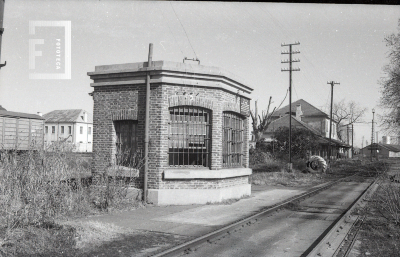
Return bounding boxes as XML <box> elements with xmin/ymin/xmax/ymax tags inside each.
<box><xmin>0</xmin><ymin>110</ymin><xmax>45</xmax><ymax>151</ymax></box>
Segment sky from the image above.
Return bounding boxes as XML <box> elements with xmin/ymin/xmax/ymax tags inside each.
<box><xmin>0</xmin><ymin>1</ymin><xmax>399</xmax><ymax>147</ymax></box>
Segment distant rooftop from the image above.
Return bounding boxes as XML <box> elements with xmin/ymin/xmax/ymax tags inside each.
<box><xmin>43</xmin><ymin>109</ymin><xmax>93</xmax><ymax>123</ymax></box>
<box><xmin>272</xmin><ymin>99</ymin><xmax>329</xmax><ymax>118</ymax></box>
<box><xmin>0</xmin><ymin>110</ymin><xmax>44</xmax><ymax>120</ymax></box>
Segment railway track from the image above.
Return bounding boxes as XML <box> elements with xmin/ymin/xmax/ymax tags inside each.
<box><xmin>150</xmin><ymin>174</ymin><xmax>376</xmax><ymax>257</ymax></box>
<box><xmin>305</xmin><ymin>178</ymin><xmax>378</xmax><ymax>257</ymax></box>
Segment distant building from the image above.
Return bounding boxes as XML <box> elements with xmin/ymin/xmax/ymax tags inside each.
<box><xmin>0</xmin><ymin>109</ymin><xmax>44</xmax><ymax>150</ymax></box>
<box><xmin>43</xmin><ymin>109</ymin><xmax>93</xmax><ymax>152</ymax></box>
<box><xmin>261</xmin><ymin>99</ymin><xmax>350</xmax><ymax>158</ymax></box>
<box><xmin>360</xmin><ymin>143</ymin><xmax>400</xmax><ymax>158</ymax></box>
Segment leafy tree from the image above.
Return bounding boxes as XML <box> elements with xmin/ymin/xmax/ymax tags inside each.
<box><xmin>273</xmin><ymin>126</ymin><xmax>320</xmax><ymax>159</ymax></box>
<box><xmin>380</xmin><ymin>19</ymin><xmax>400</xmax><ymax>133</ymax></box>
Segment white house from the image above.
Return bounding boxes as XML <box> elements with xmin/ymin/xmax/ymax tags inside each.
<box><xmin>43</xmin><ymin>109</ymin><xmax>93</xmax><ymax>152</ymax></box>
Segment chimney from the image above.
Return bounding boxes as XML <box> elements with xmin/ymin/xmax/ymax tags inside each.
<box><xmin>37</xmin><ymin>112</ymin><xmax>42</xmax><ymax>117</ymax></box>
<box><xmin>383</xmin><ymin>136</ymin><xmax>390</xmax><ymax>144</ymax></box>
<box><xmin>296</xmin><ymin>104</ymin><xmax>303</xmax><ymax>119</ymax></box>
<box><xmin>84</xmin><ymin>111</ymin><xmax>87</xmax><ymax>122</ymax></box>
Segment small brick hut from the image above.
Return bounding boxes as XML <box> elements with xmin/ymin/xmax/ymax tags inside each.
<box><xmin>88</xmin><ymin>61</ymin><xmax>253</xmax><ymax>205</ymax></box>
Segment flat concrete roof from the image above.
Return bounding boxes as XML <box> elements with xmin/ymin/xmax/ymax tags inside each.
<box><xmin>88</xmin><ymin>61</ymin><xmax>253</xmax><ymax>94</ymax></box>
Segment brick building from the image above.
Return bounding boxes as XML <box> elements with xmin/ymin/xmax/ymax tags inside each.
<box><xmin>88</xmin><ymin>61</ymin><xmax>253</xmax><ymax>205</ymax></box>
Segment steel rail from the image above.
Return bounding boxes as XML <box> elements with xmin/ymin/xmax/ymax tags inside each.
<box><xmin>150</xmin><ymin>174</ymin><xmax>359</xmax><ymax>257</ymax></box>
<box><xmin>304</xmin><ymin>177</ymin><xmax>379</xmax><ymax>257</ymax></box>
<box><xmin>341</xmin><ymin>215</ymin><xmax>365</xmax><ymax>257</ymax></box>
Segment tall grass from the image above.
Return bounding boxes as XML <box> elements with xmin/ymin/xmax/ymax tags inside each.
<box><xmin>0</xmin><ymin>149</ymin><xmax>93</xmax><ymax>229</ymax></box>
<box><xmin>0</xmin><ymin>143</ymin><xmax>144</xmax><ymax>255</ymax></box>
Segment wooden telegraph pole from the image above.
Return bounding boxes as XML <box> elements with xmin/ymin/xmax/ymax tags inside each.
<box><xmin>0</xmin><ymin>0</ymin><xmax>6</xmax><ymax>69</ymax></box>
<box><xmin>371</xmin><ymin>108</ymin><xmax>375</xmax><ymax>161</ymax></box>
<box><xmin>281</xmin><ymin>42</ymin><xmax>300</xmax><ymax>172</ymax></box>
<box><xmin>327</xmin><ymin>81</ymin><xmax>340</xmax><ymax>163</ymax></box>
<box><xmin>351</xmin><ymin>124</ymin><xmax>354</xmax><ymax>158</ymax></box>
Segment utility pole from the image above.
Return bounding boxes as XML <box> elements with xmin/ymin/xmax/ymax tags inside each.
<box><xmin>347</xmin><ymin>125</ymin><xmax>350</xmax><ymax>158</ymax></box>
<box><xmin>362</xmin><ymin>135</ymin><xmax>364</xmax><ymax>157</ymax></box>
<box><xmin>327</xmin><ymin>81</ymin><xmax>340</xmax><ymax>163</ymax></box>
<box><xmin>144</xmin><ymin>43</ymin><xmax>153</xmax><ymax>203</ymax></box>
<box><xmin>371</xmin><ymin>108</ymin><xmax>375</xmax><ymax>161</ymax></box>
<box><xmin>0</xmin><ymin>0</ymin><xmax>6</xmax><ymax>69</ymax></box>
<box><xmin>351</xmin><ymin>123</ymin><xmax>354</xmax><ymax>159</ymax></box>
<box><xmin>281</xmin><ymin>42</ymin><xmax>300</xmax><ymax>172</ymax></box>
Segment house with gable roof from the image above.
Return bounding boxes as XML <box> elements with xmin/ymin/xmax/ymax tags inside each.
<box><xmin>43</xmin><ymin>109</ymin><xmax>93</xmax><ymax>152</ymax></box>
<box><xmin>360</xmin><ymin>143</ymin><xmax>400</xmax><ymax>158</ymax></box>
<box><xmin>261</xmin><ymin>99</ymin><xmax>350</xmax><ymax>159</ymax></box>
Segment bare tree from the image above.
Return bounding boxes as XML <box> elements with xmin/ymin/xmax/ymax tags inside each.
<box><xmin>250</xmin><ymin>97</ymin><xmax>275</xmax><ymax>143</ymax></box>
<box><xmin>332</xmin><ymin>99</ymin><xmax>367</xmax><ymax>142</ymax></box>
<box><xmin>250</xmin><ymin>92</ymin><xmax>288</xmax><ymax>145</ymax></box>
<box><xmin>380</xmin><ymin>19</ymin><xmax>400</xmax><ymax>134</ymax></box>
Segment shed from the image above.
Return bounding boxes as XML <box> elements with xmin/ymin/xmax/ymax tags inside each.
<box><xmin>360</xmin><ymin>143</ymin><xmax>400</xmax><ymax>158</ymax></box>
<box><xmin>88</xmin><ymin>60</ymin><xmax>253</xmax><ymax>205</ymax></box>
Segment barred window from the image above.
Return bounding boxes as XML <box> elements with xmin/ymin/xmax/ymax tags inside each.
<box><xmin>223</xmin><ymin>112</ymin><xmax>243</xmax><ymax>167</ymax></box>
<box><xmin>168</xmin><ymin>106</ymin><xmax>211</xmax><ymax>167</ymax></box>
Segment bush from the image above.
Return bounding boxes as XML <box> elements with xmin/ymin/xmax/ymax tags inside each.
<box><xmin>0</xmin><ymin>146</ymin><xmax>143</xmax><ymax>231</ymax></box>
<box><xmin>249</xmin><ymin>148</ymin><xmax>273</xmax><ymax>166</ymax></box>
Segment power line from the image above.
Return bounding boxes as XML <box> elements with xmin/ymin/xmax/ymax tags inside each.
<box><xmin>159</xmin><ymin>5</ymin><xmax>185</xmax><ymax>57</ymax></box>
<box><xmin>281</xmin><ymin>42</ymin><xmax>300</xmax><ymax>171</ymax></box>
<box><xmin>327</xmin><ymin>81</ymin><xmax>340</xmax><ymax>163</ymax></box>
<box><xmin>170</xmin><ymin>2</ymin><xmax>198</xmax><ymax>60</ymax></box>
<box><xmin>293</xmin><ymin>82</ymin><xmax>299</xmax><ymax>100</ymax></box>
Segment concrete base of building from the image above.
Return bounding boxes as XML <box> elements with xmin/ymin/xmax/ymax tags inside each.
<box><xmin>147</xmin><ymin>184</ymin><xmax>251</xmax><ymax>205</ymax></box>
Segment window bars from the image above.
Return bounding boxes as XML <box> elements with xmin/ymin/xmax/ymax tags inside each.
<box><xmin>223</xmin><ymin>112</ymin><xmax>243</xmax><ymax>167</ymax></box>
<box><xmin>168</xmin><ymin>106</ymin><xmax>211</xmax><ymax>167</ymax></box>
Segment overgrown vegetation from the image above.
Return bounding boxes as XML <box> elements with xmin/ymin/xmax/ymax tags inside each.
<box><xmin>374</xmin><ymin>176</ymin><xmax>400</xmax><ymax>226</ymax></box>
<box><xmin>356</xmin><ymin>172</ymin><xmax>400</xmax><ymax>256</ymax></box>
<box><xmin>249</xmin><ymin>146</ymin><xmax>390</xmax><ymax>187</ymax></box>
<box><xmin>272</xmin><ymin>126</ymin><xmax>320</xmax><ymax>160</ymax></box>
<box><xmin>0</xmin><ymin>145</ymin><xmax>144</xmax><ymax>256</ymax></box>
<box><xmin>249</xmin><ymin>147</ymin><xmax>322</xmax><ymax>187</ymax></box>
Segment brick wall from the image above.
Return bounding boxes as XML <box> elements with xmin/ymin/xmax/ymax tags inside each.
<box><xmin>92</xmin><ymin>84</ymin><xmax>144</xmax><ymax>188</ymax></box>
<box><xmin>155</xmin><ymin>84</ymin><xmax>250</xmax><ymax>190</ymax></box>
<box><xmin>92</xmin><ymin>82</ymin><xmax>251</xmax><ymax>191</ymax></box>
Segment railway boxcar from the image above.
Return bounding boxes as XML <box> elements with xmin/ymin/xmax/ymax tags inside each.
<box><xmin>0</xmin><ymin>110</ymin><xmax>45</xmax><ymax>151</ymax></box>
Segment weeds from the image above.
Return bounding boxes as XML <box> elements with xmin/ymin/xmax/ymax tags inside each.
<box><xmin>374</xmin><ymin>176</ymin><xmax>400</xmax><ymax>226</ymax></box>
<box><xmin>0</xmin><ymin>143</ymin><xmax>144</xmax><ymax>255</ymax></box>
